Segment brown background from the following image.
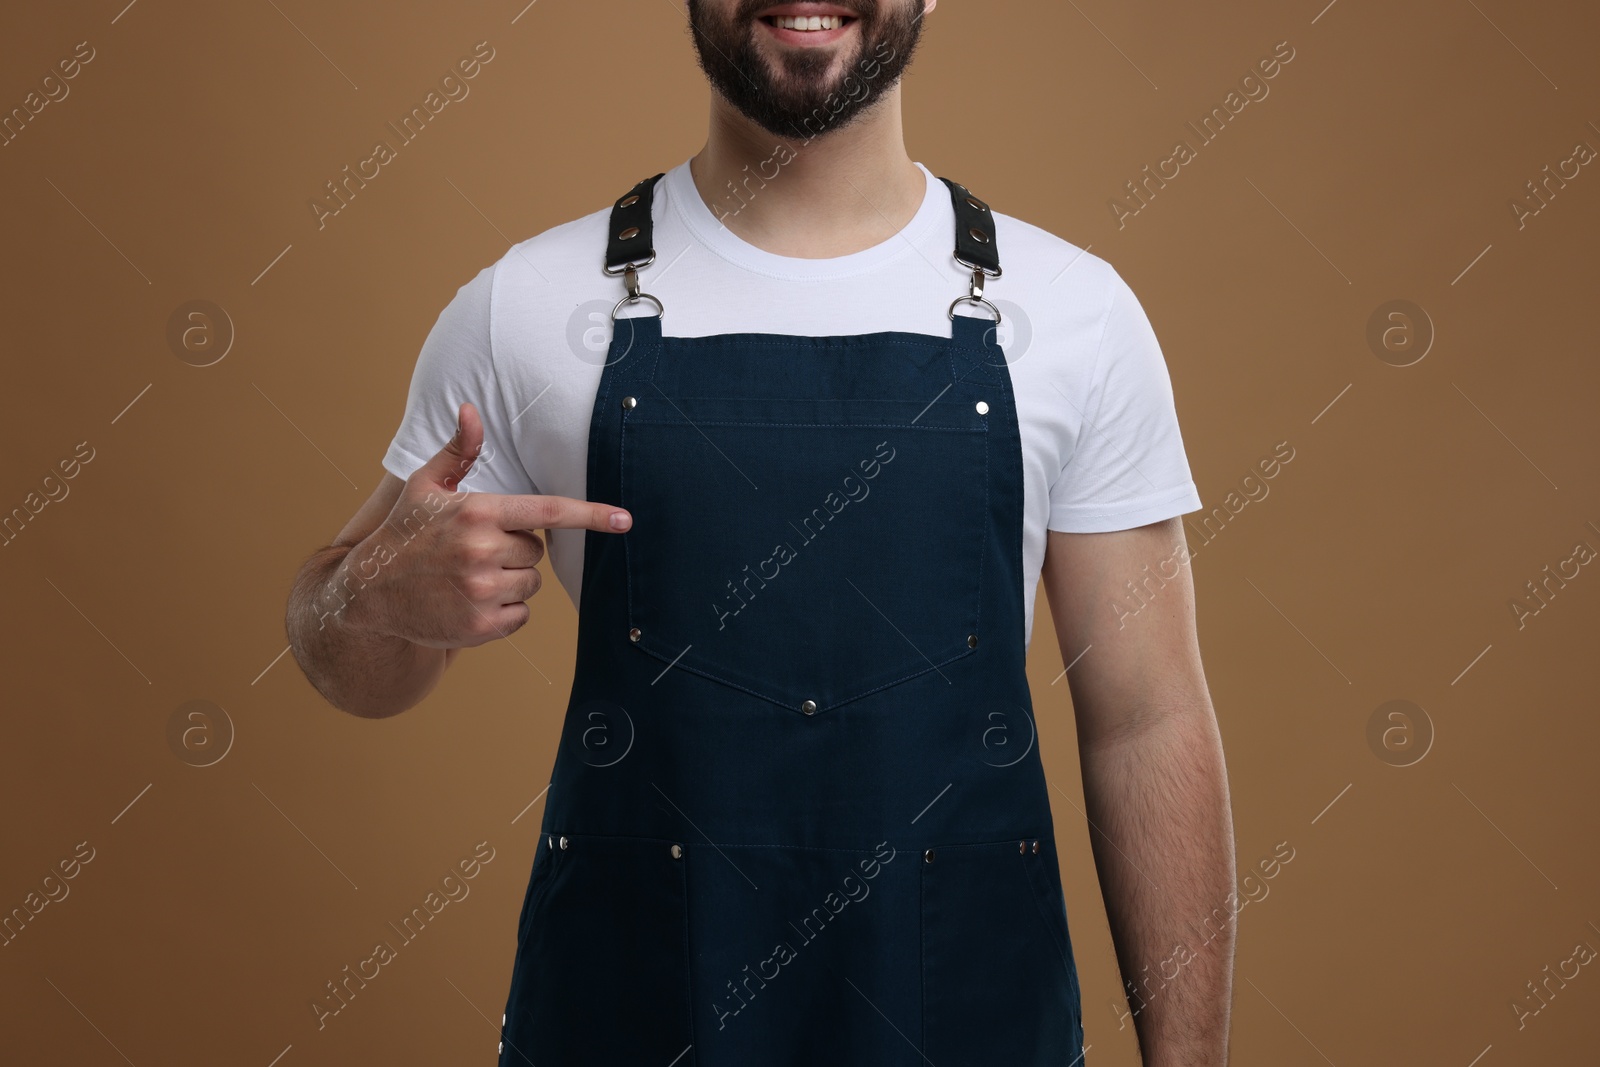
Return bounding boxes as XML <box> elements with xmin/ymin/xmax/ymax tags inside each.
<box><xmin>3</xmin><ymin>1</ymin><xmax>1598</xmax><ymax>1064</ymax></box>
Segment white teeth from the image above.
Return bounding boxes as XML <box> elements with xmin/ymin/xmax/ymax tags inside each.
<box><xmin>773</xmin><ymin>14</ymin><xmax>846</xmax><ymax>31</ymax></box>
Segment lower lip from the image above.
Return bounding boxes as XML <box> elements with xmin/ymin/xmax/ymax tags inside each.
<box><xmin>759</xmin><ymin>17</ymin><xmax>855</xmax><ymax>46</ymax></box>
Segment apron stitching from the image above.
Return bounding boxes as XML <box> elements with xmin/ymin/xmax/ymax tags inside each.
<box><xmin>634</xmin><ymin>396</ymin><xmax>958</xmax><ymax>402</ymax></box>
<box><xmin>661</xmin><ymin>337</ymin><xmax>961</xmax><ymax>350</ymax></box>
<box><xmin>1022</xmin><ymin>850</ymin><xmax>1085</xmax><ymax>1041</ymax></box>
<box><xmin>555</xmin><ymin>833</ymin><xmax>1030</xmax><ymax>851</ymax></box>
<box><xmin>627</xmin><ymin>642</ymin><xmax>977</xmax><ymax>712</ymax></box>
<box><xmin>979</xmin><ymin>406</ymin><xmax>990</xmax><ymax>641</ymax></box>
<box><xmin>999</xmin><ymin>348</ymin><xmax>1031</xmax><ymax>648</ymax></box>
<box><xmin>623</xmin><ymin>420</ymin><xmax>980</xmax><ymax>431</ymax></box>
<box><xmin>680</xmin><ymin>852</ymin><xmax>698</xmax><ymax>1065</ymax></box>
<box><xmin>619</xmin><ymin>399</ymin><xmax>634</xmax><ymax>636</ymax></box>
<box><xmin>919</xmin><ymin>858</ymin><xmax>927</xmax><ymax>1056</ymax></box>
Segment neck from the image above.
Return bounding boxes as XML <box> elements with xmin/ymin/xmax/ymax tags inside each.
<box><xmin>688</xmin><ymin>90</ymin><xmax>924</xmax><ymax>259</ymax></box>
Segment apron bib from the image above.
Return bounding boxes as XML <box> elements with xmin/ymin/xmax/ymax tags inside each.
<box><xmin>498</xmin><ymin>172</ymin><xmax>1087</xmax><ymax>1066</ymax></box>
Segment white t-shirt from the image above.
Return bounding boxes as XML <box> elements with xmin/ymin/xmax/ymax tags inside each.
<box><xmin>382</xmin><ymin>158</ymin><xmax>1203</xmax><ymax>650</ymax></box>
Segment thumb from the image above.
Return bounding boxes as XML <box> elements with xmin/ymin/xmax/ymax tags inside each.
<box><xmin>414</xmin><ymin>401</ymin><xmax>484</xmax><ymax>493</ymax></box>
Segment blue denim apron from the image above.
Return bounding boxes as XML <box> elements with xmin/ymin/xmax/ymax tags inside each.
<box><xmin>498</xmin><ymin>174</ymin><xmax>1086</xmax><ymax>1066</ymax></box>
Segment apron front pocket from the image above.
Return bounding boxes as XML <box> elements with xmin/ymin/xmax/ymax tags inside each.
<box><xmin>619</xmin><ymin>396</ymin><xmax>991</xmax><ymax>715</ymax></box>
<box><xmin>501</xmin><ymin>834</ymin><xmax>692</xmax><ymax>1066</ymax></box>
<box><xmin>922</xmin><ymin>839</ymin><xmax>1085</xmax><ymax>1066</ymax></box>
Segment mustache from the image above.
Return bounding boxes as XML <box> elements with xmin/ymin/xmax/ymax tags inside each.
<box><xmin>737</xmin><ymin>0</ymin><xmax>875</xmax><ymax>21</ymax></box>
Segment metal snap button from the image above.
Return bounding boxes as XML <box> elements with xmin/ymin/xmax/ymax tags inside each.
<box><xmin>968</xmin><ymin>226</ymin><xmax>990</xmax><ymax>244</ymax></box>
<box><xmin>628</xmin><ymin>627</ymin><xmax>641</xmax><ymax>642</ymax></box>
<box><xmin>622</xmin><ymin>396</ymin><xmax>637</xmax><ymax>410</ymax></box>
<box><xmin>618</xmin><ymin>226</ymin><xmax>641</xmax><ymax>241</ymax></box>
<box><xmin>619</xmin><ymin>194</ymin><xmax>640</xmax><ymax>208</ymax></box>
<box><xmin>924</xmin><ymin>849</ymin><xmax>935</xmax><ymax>863</ymax></box>
<box><xmin>800</xmin><ymin>699</ymin><xmax>817</xmax><ymax>715</ymax></box>
<box><xmin>559</xmin><ymin>835</ymin><xmax>570</xmax><ymax>850</ymax></box>
<box><xmin>975</xmin><ymin>400</ymin><xmax>989</xmax><ymax>415</ymax></box>
<box><xmin>670</xmin><ymin>843</ymin><xmax>683</xmax><ymax>859</ymax></box>
<box><xmin>967</xmin><ymin>633</ymin><xmax>978</xmax><ymax>648</ymax></box>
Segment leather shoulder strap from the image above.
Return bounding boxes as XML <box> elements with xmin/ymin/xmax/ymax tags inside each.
<box><xmin>937</xmin><ymin>176</ymin><xmax>1001</xmax><ymax>275</ymax></box>
<box><xmin>604</xmin><ymin>172</ymin><xmax>666</xmax><ymax>273</ymax></box>
<box><xmin>604</xmin><ymin>171</ymin><xmax>1001</xmax><ymax>277</ymax></box>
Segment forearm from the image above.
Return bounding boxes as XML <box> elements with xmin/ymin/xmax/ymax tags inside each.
<box><xmin>1080</xmin><ymin>705</ymin><xmax>1236</xmax><ymax>1066</ymax></box>
<box><xmin>285</xmin><ymin>542</ymin><xmax>448</xmax><ymax>718</ymax></box>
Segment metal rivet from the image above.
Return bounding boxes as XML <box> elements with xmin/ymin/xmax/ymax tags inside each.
<box><xmin>1018</xmin><ymin>840</ymin><xmax>1027</xmax><ymax>854</ymax></box>
<box><xmin>559</xmin><ymin>835</ymin><xmax>570</xmax><ymax>850</ymax></box>
<box><xmin>618</xmin><ymin>226</ymin><xmax>641</xmax><ymax>241</ymax></box>
<box><xmin>498</xmin><ymin>1041</ymin><xmax>503</xmax><ymax>1054</ymax></box>
<box><xmin>968</xmin><ymin>226</ymin><xmax>990</xmax><ymax>244</ymax></box>
<box><xmin>629</xmin><ymin>627</ymin><xmax>642</xmax><ymax>642</ymax></box>
<box><xmin>671</xmin><ymin>843</ymin><xmax>683</xmax><ymax>859</ymax></box>
<box><xmin>800</xmin><ymin>699</ymin><xmax>817</xmax><ymax>715</ymax></box>
<box><xmin>547</xmin><ymin>835</ymin><xmax>553</xmax><ymax>849</ymax></box>
<box><xmin>619</xmin><ymin>194</ymin><xmax>640</xmax><ymax>208</ymax></box>
<box><xmin>965</xmin><ymin>196</ymin><xmax>985</xmax><ymax>212</ymax></box>
<box><xmin>967</xmin><ymin>633</ymin><xmax>978</xmax><ymax>649</ymax></box>
<box><xmin>975</xmin><ymin>400</ymin><xmax>989</xmax><ymax>415</ymax></box>
<box><xmin>924</xmin><ymin>849</ymin><xmax>935</xmax><ymax>863</ymax></box>
<box><xmin>1032</xmin><ymin>840</ymin><xmax>1041</xmax><ymax>854</ymax></box>
<box><xmin>622</xmin><ymin>395</ymin><xmax>637</xmax><ymax>410</ymax></box>
<box><xmin>502</xmin><ymin>1014</ymin><xmax>506</xmax><ymax>1026</ymax></box>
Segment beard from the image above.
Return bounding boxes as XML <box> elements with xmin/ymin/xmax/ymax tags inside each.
<box><xmin>685</xmin><ymin>0</ymin><xmax>927</xmax><ymax>141</ymax></box>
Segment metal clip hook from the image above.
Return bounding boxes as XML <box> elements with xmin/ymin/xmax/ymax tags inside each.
<box><xmin>610</xmin><ymin>261</ymin><xmax>665</xmax><ymax>321</ymax></box>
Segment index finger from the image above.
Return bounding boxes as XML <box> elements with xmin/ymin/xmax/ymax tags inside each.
<box><xmin>492</xmin><ymin>493</ymin><xmax>632</xmax><ymax>533</ymax></box>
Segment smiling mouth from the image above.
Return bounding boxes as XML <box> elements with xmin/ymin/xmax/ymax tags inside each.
<box><xmin>760</xmin><ymin>14</ymin><xmax>856</xmax><ymax>31</ymax></box>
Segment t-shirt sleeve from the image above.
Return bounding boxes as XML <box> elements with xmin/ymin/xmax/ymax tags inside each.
<box><xmin>381</xmin><ymin>262</ymin><xmax>538</xmax><ymax>496</ymax></box>
<box><xmin>1047</xmin><ymin>266</ymin><xmax>1203</xmax><ymax>533</ymax></box>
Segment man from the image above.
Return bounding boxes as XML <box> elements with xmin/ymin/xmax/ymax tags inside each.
<box><xmin>285</xmin><ymin>1</ymin><xmax>1235</xmax><ymax>1064</ymax></box>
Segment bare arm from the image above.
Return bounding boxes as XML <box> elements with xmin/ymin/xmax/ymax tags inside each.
<box><xmin>285</xmin><ymin>471</ymin><xmax>455</xmax><ymax>719</ymax></box>
<box><xmin>284</xmin><ymin>402</ymin><xmax>631</xmax><ymax>719</ymax></box>
<box><xmin>1040</xmin><ymin>516</ymin><xmax>1235</xmax><ymax>1066</ymax></box>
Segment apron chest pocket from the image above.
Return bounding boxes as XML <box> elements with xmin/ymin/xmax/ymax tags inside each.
<box><xmin>619</xmin><ymin>396</ymin><xmax>991</xmax><ymax>714</ymax></box>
